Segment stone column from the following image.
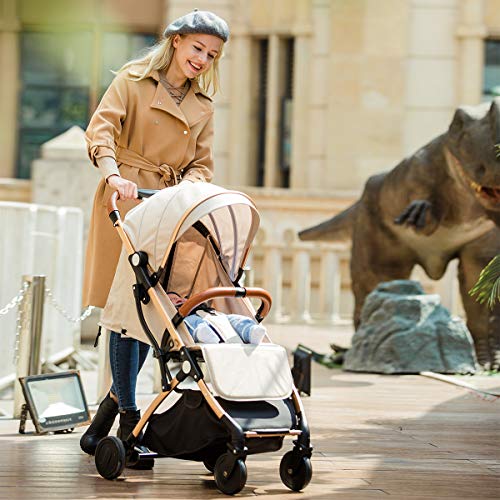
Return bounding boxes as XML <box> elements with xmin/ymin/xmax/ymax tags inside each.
<box><xmin>308</xmin><ymin>0</ymin><xmax>330</xmax><ymax>189</ymax></box>
<box><xmin>264</xmin><ymin>35</ymin><xmax>282</xmax><ymax>188</ymax></box>
<box><xmin>243</xmin><ymin>254</ymin><xmax>255</xmax><ymax>287</ymax></box>
<box><xmin>290</xmin><ymin>249</ymin><xmax>311</xmax><ymax>323</ymax></box>
<box><xmin>456</xmin><ymin>0</ymin><xmax>487</xmax><ymax>105</ymax></box>
<box><xmin>32</xmin><ymin>125</ymin><xmax>100</xmax><ymax>236</ymax></box>
<box><xmin>403</xmin><ymin>0</ymin><xmax>458</xmax><ymax>154</ymax></box>
<box><xmin>31</xmin><ymin>126</ymin><xmax>101</xmax><ymax>343</ymax></box>
<box><xmin>319</xmin><ymin>249</ymin><xmax>341</xmax><ymax>323</ymax></box>
<box><xmin>229</xmin><ymin>31</ymin><xmax>253</xmax><ymax>186</ymax></box>
<box><xmin>289</xmin><ymin>0</ymin><xmax>312</xmax><ymax>189</ymax></box>
<box><xmin>290</xmin><ymin>32</ymin><xmax>311</xmax><ymax>189</ymax></box>
<box><xmin>0</xmin><ymin>0</ymin><xmax>20</xmax><ymax>178</ymax></box>
<box><xmin>263</xmin><ymin>246</ymin><xmax>283</xmax><ymax>322</ymax></box>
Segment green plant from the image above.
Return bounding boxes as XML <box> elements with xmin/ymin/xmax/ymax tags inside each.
<box><xmin>469</xmin><ymin>254</ymin><xmax>500</xmax><ymax>308</ymax></box>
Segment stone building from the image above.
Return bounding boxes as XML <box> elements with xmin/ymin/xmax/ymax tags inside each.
<box><xmin>1</xmin><ymin>0</ymin><xmax>500</xmax><ymax>322</ymax></box>
<box><xmin>2</xmin><ymin>0</ymin><xmax>500</xmax><ymax>183</ymax></box>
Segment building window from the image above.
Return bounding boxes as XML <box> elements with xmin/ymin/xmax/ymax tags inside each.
<box><xmin>484</xmin><ymin>39</ymin><xmax>500</xmax><ymax>100</ymax></box>
<box><xmin>17</xmin><ymin>31</ymin><xmax>156</xmax><ymax>178</ymax></box>
<box><xmin>255</xmin><ymin>36</ymin><xmax>295</xmax><ymax>188</ymax></box>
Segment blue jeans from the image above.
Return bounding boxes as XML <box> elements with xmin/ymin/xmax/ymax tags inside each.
<box><xmin>109</xmin><ymin>331</ymin><xmax>150</xmax><ymax>411</ymax></box>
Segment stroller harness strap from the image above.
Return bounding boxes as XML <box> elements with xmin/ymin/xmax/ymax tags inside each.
<box><xmin>116</xmin><ymin>146</ymin><xmax>180</xmax><ymax>185</ymax></box>
<box><xmin>196</xmin><ymin>309</ymin><xmax>244</xmax><ymax>344</ymax></box>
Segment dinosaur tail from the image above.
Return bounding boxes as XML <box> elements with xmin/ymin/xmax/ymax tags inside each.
<box><xmin>298</xmin><ymin>201</ymin><xmax>358</xmax><ymax>242</ymax></box>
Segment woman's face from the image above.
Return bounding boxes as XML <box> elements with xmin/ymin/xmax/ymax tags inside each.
<box><xmin>172</xmin><ymin>33</ymin><xmax>223</xmax><ymax>80</ymax></box>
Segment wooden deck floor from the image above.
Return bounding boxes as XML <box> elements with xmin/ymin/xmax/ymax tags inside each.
<box><xmin>0</xmin><ymin>324</ymin><xmax>499</xmax><ymax>499</ymax></box>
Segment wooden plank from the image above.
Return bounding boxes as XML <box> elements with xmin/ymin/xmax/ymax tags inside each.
<box><xmin>0</xmin><ymin>323</ymin><xmax>498</xmax><ymax>499</ymax></box>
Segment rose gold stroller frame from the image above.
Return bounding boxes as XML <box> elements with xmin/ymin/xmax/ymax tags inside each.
<box><xmin>95</xmin><ymin>190</ymin><xmax>312</xmax><ymax>495</ymax></box>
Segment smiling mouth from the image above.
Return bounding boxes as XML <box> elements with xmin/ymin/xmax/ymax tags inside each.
<box><xmin>189</xmin><ymin>61</ymin><xmax>202</xmax><ymax>72</ymax></box>
<box><xmin>470</xmin><ymin>181</ymin><xmax>500</xmax><ymax>204</ymax></box>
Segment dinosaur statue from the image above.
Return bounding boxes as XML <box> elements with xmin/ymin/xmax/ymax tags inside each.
<box><xmin>299</xmin><ymin>99</ymin><xmax>500</xmax><ymax>369</ymax></box>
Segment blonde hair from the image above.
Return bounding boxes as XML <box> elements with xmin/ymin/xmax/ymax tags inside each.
<box><xmin>116</xmin><ymin>34</ymin><xmax>223</xmax><ymax>96</ymax></box>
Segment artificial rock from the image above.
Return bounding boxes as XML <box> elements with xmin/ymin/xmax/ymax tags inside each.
<box><xmin>343</xmin><ymin>280</ymin><xmax>477</xmax><ymax>374</ymax></box>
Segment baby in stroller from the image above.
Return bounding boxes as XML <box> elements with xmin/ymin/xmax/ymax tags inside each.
<box><xmin>167</xmin><ymin>292</ymin><xmax>268</xmax><ymax>344</ymax></box>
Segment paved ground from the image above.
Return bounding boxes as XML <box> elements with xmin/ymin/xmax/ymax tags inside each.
<box><xmin>0</xmin><ymin>323</ymin><xmax>499</xmax><ymax>499</ymax></box>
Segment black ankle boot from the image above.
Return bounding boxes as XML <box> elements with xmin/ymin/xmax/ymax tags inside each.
<box><xmin>118</xmin><ymin>409</ymin><xmax>154</xmax><ymax>470</ymax></box>
<box><xmin>117</xmin><ymin>409</ymin><xmax>141</xmax><ymax>441</ymax></box>
<box><xmin>80</xmin><ymin>393</ymin><xmax>119</xmax><ymax>455</ymax></box>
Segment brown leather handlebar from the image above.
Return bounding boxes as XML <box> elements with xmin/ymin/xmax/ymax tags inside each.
<box><xmin>177</xmin><ymin>286</ymin><xmax>272</xmax><ymax>322</ymax></box>
<box><xmin>107</xmin><ymin>190</ymin><xmax>121</xmax><ymax>219</ymax></box>
<box><xmin>107</xmin><ymin>189</ymin><xmax>159</xmax><ymax>221</ymax></box>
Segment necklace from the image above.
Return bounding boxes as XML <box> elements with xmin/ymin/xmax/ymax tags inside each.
<box><xmin>160</xmin><ymin>74</ymin><xmax>190</xmax><ymax>106</ymax></box>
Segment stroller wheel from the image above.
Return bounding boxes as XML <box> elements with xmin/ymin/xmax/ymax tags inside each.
<box><xmin>279</xmin><ymin>451</ymin><xmax>312</xmax><ymax>491</ymax></box>
<box><xmin>95</xmin><ymin>436</ymin><xmax>126</xmax><ymax>480</ymax></box>
<box><xmin>214</xmin><ymin>454</ymin><xmax>247</xmax><ymax>495</ymax></box>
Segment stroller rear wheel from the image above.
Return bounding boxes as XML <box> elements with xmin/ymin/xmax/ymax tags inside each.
<box><xmin>95</xmin><ymin>436</ymin><xmax>126</xmax><ymax>480</ymax></box>
<box><xmin>279</xmin><ymin>451</ymin><xmax>312</xmax><ymax>491</ymax></box>
<box><xmin>214</xmin><ymin>453</ymin><xmax>247</xmax><ymax>495</ymax></box>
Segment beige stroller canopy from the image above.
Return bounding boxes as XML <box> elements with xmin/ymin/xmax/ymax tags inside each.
<box><xmin>124</xmin><ymin>182</ymin><xmax>259</xmax><ymax>281</ymax></box>
<box><xmin>101</xmin><ymin>182</ymin><xmax>261</xmax><ymax>344</ymax></box>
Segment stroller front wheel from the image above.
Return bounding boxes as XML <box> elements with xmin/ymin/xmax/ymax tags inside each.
<box><xmin>95</xmin><ymin>436</ymin><xmax>126</xmax><ymax>480</ymax></box>
<box><xmin>214</xmin><ymin>454</ymin><xmax>247</xmax><ymax>495</ymax></box>
<box><xmin>279</xmin><ymin>451</ymin><xmax>312</xmax><ymax>491</ymax></box>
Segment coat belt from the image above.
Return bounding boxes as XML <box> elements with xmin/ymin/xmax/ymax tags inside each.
<box><xmin>116</xmin><ymin>146</ymin><xmax>180</xmax><ymax>186</ymax></box>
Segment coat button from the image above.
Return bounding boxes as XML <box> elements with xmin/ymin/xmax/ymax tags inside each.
<box><xmin>158</xmin><ymin>101</ymin><xmax>162</xmax><ymax>105</ymax></box>
<box><xmin>183</xmin><ymin>130</ymin><xmax>188</xmax><ymax>135</ymax></box>
<box><xmin>154</xmin><ymin>120</ymin><xmax>159</xmax><ymax>125</ymax></box>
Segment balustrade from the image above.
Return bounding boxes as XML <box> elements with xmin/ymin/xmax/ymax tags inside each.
<box><xmin>248</xmin><ymin>240</ymin><xmax>352</xmax><ymax>325</ymax></box>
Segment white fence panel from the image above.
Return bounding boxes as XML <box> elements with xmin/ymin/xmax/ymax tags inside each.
<box><xmin>0</xmin><ymin>202</ymin><xmax>83</xmax><ymax>381</ymax></box>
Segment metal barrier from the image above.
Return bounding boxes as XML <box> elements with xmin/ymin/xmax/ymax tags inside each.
<box><xmin>0</xmin><ymin>274</ymin><xmax>94</xmax><ymax>416</ymax></box>
<box><xmin>0</xmin><ymin>202</ymin><xmax>84</xmax><ymax>382</ymax></box>
<box><xmin>0</xmin><ymin>202</ymin><xmax>97</xmax><ymax>417</ymax></box>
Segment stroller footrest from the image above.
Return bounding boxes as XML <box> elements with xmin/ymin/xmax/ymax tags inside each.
<box><xmin>136</xmin><ymin>449</ymin><xmax>159</xmax><ymax>459</ymax></box>
<box><xmin>245</xmin><ymin>429</ymin><xmax>301</xmax><ymax>437</ymax></box>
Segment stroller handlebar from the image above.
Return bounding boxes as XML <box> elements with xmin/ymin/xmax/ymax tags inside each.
<box><xmin>107</xmin><ymin>189</ymin><xmax>160</xmax><ymax>224</ymax></box>
<box><xmin>177</xmin><ymin>287</ymin><xmax>272</xmax><ymax>323</ymax></box>
<box><xmin>137</xmin><ymin>189</ymin><xmax>159</xmax><ymax>199</ymax></box>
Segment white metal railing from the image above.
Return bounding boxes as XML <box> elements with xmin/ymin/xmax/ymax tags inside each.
<box><xmin>0</xmin><ymin>202</ymin><xmax>85</xmax><ymax>384</ymax></box>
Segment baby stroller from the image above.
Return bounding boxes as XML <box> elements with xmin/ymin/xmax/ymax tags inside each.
<box><xmin>95</xmin><ymin>182</ymin><xmax>313</xmax><ymax>495</ymax></box>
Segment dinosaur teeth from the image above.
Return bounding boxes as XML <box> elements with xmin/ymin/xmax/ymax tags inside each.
<box><xmin>470</xmin><ymin>181</ymin><xmax>482</xmax><ymax>193</ymax></box>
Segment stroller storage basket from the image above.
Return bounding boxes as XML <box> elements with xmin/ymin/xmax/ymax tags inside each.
<box><xmin>142</xmin><ymin>390</ymin><xmax>296</xmax><ymax>459</ymax></box>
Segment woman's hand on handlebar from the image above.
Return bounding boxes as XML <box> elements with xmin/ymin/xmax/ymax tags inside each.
<box><xmin>107</xmin><ymin>175</ymin><xmax>138</xmax><ymax>200</ymax></box>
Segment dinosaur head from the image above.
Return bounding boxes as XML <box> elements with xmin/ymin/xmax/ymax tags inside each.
<box><xmin>446</xmin><ymin>98</ymin><xmax>500</xmax><ymax>213</ymax></box>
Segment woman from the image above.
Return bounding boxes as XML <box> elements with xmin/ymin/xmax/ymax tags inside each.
<box><xmin>80</xmin><ymin>9</ymin><xmax>229</xmax><ymax>457</ymax></box>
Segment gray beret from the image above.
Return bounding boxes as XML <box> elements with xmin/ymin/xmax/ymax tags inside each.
<box><xmin>164</xmin><ymin>10</ymin><xmax>230</xmax><ymax>42</ymax></box>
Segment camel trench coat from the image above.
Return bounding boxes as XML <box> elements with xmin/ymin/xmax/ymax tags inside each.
<box><xmin>83</xmin><ymin>66</ymin><xmax>215</xmax><ymax>308</ymax></box>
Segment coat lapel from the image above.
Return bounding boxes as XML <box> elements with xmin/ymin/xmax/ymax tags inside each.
<box><xmin>180</xmin><ymin>80</ymin><xmax>213</xmax><ymax>127</ymax></box>
<box><xmin>149</xmin><ymin>71</ymin><xmax>188</xmax><ymax>126</ymax></box>
<box><xmin>149</xmin><ymin>72</ymin><xmax>213</xmax><ymax>128</ymax></box>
